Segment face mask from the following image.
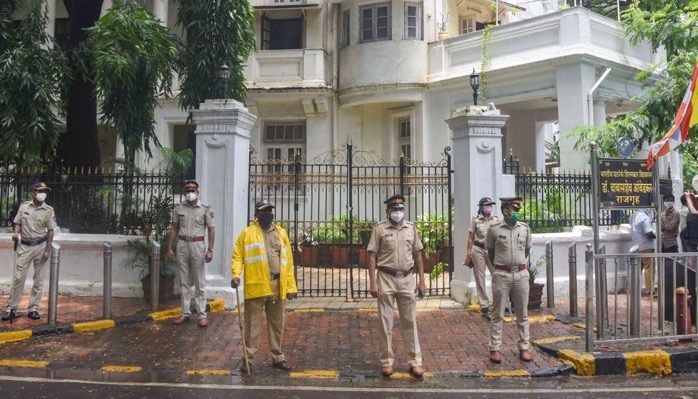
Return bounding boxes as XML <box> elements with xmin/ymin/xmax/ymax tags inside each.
<box><xmin>390</xmin><ymin>211</ymin><xmax>404</xmax><ymax>223</ymax></box>
<box><xmin>258</xmin><ymin>213</ymin><xmax>274</xmax><ymax>227</ymax></box>
<box><xmin>35</xmin><ymin>192</ymin><xmax>47</xmax><ymax>202</ymax></box>
<box><xmin>185</xmin><ymin>192</ymin><xmax>197</xmax><ymax>202</ymax></box>
<box><xmin>510</xmin><ymin>212</ymin><xmax>522</xmax><ymax>222</ymax></box>
<box><xmin>664</xmin><ymin>201</ymin><xmax>674</xmax><ymax>209</ymax></box>
<box><xmin>482</xmin><ymin>205</ymin><xmax>493</xmax><ymax>215</ymax></box>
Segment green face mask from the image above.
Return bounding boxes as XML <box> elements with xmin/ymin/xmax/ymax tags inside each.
<box><xmin>510</xmin><ymin>212</ymin><xmax>522</xmax><ymax>222</ymax></box>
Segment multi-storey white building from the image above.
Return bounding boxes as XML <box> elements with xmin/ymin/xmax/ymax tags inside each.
<box><xmin>22</xmin><ymin>0</ymin><xmax>660</xmax><ymax>171</ymax></box>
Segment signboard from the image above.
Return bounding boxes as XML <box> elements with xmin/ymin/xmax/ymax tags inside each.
<box><xmin>598</xmin><ymin>158</ymin><xmax>655</xmax><ymax>209</ymax></box>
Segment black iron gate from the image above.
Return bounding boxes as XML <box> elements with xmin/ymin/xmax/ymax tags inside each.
<box><xmin>248</xmin><ymin>144</ymin><xmax>453</xmax><ymax>299</ymax></box>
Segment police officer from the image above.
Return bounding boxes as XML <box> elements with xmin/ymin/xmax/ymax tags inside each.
<box><xmin>3</xmin><ymin>182</ymin><xmax>57</xmax><ymax>321</ymax></box>
<box><xmin>231</xmin><ymin>200</ymin><xmax>298</xmax><ymax>374</ymax></box>
<box><xmin>167</xmin><ymin>180</ymin><xmax>215</xmax><ymax>328</ymax></box>
<box><xmin>367</xmin><ymin>194</ymin><xmax>426</xmax><ymax>378</ymax></box>
<box><xmin>485</xmin><ymin>197</ymin><xmax>532</xmax><ymax>363</ymax></box>
<box><xmin>464</xmin><ymin>197</ymin><xmax>499</xmax><ymax>317</ymax></box>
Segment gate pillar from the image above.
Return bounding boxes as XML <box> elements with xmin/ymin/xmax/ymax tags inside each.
<box><xmin>192</xmin><ymin>99</ymin><xmax>257</xmax><ymax>308</ymax></box>
<box><xmin>445</xmin><ymin>105</ymin><xmax>510</xmax><ymax>305</ymax></box>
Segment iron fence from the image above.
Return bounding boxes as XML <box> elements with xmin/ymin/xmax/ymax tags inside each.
<box><xmin>249</xmin><ymin>144</ymin><xmax>454</xmax><ymax>299</ymax></box>
<box><xmin>0</xmin><ymin>166</ymin><xmax>185</xmax><ymax>235</ymax></box>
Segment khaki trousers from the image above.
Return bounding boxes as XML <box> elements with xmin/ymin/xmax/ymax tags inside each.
<box><xmin>472</xmin><ymin>246</ymin><xmax>494</xmax><ymax>308</ymax></box>
<box><xmin>489</xmin><ymin>268</ymin><xmax>531</xmax><ymax>352</ymax></box>
<box><xmin>244</xmin><ymin>280</ymin><xmax>285</xmax><ymax>363</ymax></box>
<box><xmin>376</xmin><ymin>270</ymin><xmax>422</xmax><ymax>368</ymax></box>
<box><xmin>6</xmin><ymin>244</ymin><xmax>48</xmax><ymax>312</ymax></box>
<box><xmin>640</xmin><ymin>249</ymin><xmax>655</xmax><ymax>291</ymax></box>
<box><xmin>176</xmin><ymin>240</ymin><xmax>207</xmax><ymax>317</ymax></box>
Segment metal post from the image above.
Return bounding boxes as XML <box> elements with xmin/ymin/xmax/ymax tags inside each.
<box><xmin>48</xmin><ymin>243</ymin><xmax>60</xmax><ymax>328</ymax></box>
<box><xmin>628</xmin><ymin>256</ymin><xmax>642</xmax><ymax>337</ymax></box>
<box><xmin>595</xmin><ymin>245</ymin><xmax>608</xmax><ymax>337</ymax></box>
<box><xmin>150</xmin><ymin>240</ymin><xmax>161</xmax><ymax>312</ymax></box>
<box><xmin>103</xmin><ymin>242</ymin><xmax>112</xmax><ymax>319</ymax></box>
<box><xmin>584</xmin><ymin>243</ymin><xmax>594</xmax><ymax>352</ymax></box>
<box><xmin>568</xmin><ymin>242</ymin><xmax>578</xmax><ymax>317</ymax></box>
<box><xmin>546</xmin><ymin>240</ymin><xmax>554</xmax><ymax>308</ymax></box>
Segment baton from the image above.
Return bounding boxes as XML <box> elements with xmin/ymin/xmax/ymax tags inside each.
<box><xmin>13</xmin><ymin>235</ymin><xmax>18</xmax><ymax>252</ymax></box>
<box><xmin>235</xmin><ymin>287</ymin><xmax>251</xmax><ymax>375</ymax></box>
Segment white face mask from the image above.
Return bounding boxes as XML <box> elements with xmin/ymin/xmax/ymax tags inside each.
<box><xmin>185</xmin><ymin>192</ymin><xmax>197</xmax><ymax>202</ymax></box>
<box><xmin>35</xmin><ymin>192</ymin><xmax>47</xmax><ymax>202</ymax></box>
<box><xmin>389</xmin><ymin>211</ymin><xmax>404</xmax><ymax>223</ymax></box>
<box><xmin>664</xmin><ymin>201</ymin><xmax>674</xmax><ymax>209</ymax></box>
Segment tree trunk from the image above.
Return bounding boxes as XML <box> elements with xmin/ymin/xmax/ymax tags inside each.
<box><xmin>60</xmin><ymin>0</ymin><xmax>103</xmax><ymax>168</ymax></box>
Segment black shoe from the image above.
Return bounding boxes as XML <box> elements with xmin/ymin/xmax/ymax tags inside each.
<box><xmin>240</xmin><ymin>360</ymin><xmax>253</xmax><ymax>374</ymax></box>
<box><xmin>27</xmin><ymin>311</ymin><xmax>40</xmax><ymax>320</ymax></box>
<box><xmin>272</xmin><ymin>360</ymin><xmax>292</xmax><ymax>371</ymax></box>
<box><xmin>1</xmin><ymin>309</ymin><xmax>16</xmax><ymax>321</ymax></box>
<box><xmin>481</xmin><ymin>306</ymin><xmax>489</xmax><ymax>315</ymax></box>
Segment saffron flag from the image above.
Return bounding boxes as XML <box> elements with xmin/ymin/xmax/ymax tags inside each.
<box><xmin>647</xmin><ymin>57</ymin><xmax>698</xmax><ymax>170</ymax></box>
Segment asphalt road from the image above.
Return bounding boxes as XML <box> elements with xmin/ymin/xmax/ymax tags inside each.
<box><xmin>2</xmin><ymin>374</ymin><xmax>698</xmax><ymax>399</ymax></box>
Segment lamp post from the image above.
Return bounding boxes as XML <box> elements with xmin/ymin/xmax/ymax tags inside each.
<box><xmin>469</xmin><ymin>68</ymin><xmax>481</xmax><ymax>106</ymax></box>
<box><xmin>219</xmin><ymin>64</ymin><xmax>230</xmax><ymax>100</ymax></box>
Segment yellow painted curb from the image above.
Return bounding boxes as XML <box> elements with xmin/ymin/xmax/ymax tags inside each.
<box><xmin>417</xmin><ymin>308</ymin><xmax>440</xmax><ymax>312</ymax></box>
<box><xmin>503</xmin><ymin>314</ymin><xmax>555</xmax><ymax>323</ymax></box>
<box><xmin>186</xmin><ymin>369</ymin><xmax>231</xmax><ymax>376</ymax></box>
<box><xmin>0</xmin><ymin>330</ymin><xmax>32</xmax><ymax>344</ymax></box>
<box><xmin>290</xmin><ymin>370</ymin><xmax>339</xmax><ymax>379</ymax></box>
<box><xmin>149</xmin><ymin>307</ymin><xmax>182</xmax><ymax>321</ymax></box>
<box><xmin>467</xmin><ymin>304</ymin><xmax>482</xmax><ymax>312</ymax></box>
<box><xmin>72</xmin><ymin>319</ymin><xmax>115</xmax><ymax>333</ymax></box>
<box><xmin>357</xmin><ymin>308</ymin><xmax>377</xmax><ymax>312</ymax></box>
<box><xmin>293</xmin><ymin>309</ymin><xmax>325</xmax><ymax>313</ymax></box>
<box><xmin>208</xmin><ymin>299</ymin><xmax>225</xmax><ymax>312</ymax></box>
<box><xmin>624</xmin><ymin>350</ymin><xmax>671</xmax><ymax>376</ymax></box>
<box><xmin>101</xmin><ymin>365</ymin><xmax>142</xmax><ymax>372</ymax></box>
<box><xmin>483</xmin><ymin>370</ymin><xmax>531</xmax><ymax>378</ymax></box>
<box><xmin>558</xmin><ymin>349</ymin><xmax>595</xmax><ymax>376</ymax></box>
<box><xmin>0</xmin><ymin>359</ymin><xmax>49</xmax><ymax>368</ymax></box>
<box><xmin>387</xmin><ymin>371</ymin><xmax>434</xmax><ymax>379</ymax></box>
<box><xmin>533</xmin><ymin>335</ymin><xmax>580</xmax><ymax>346</ymax></box>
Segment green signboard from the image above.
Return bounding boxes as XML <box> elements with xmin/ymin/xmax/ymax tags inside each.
<box><xmin>597</xmin><ymin>158</ymin><xmax>655</xmax><ymax>209</ymax></box>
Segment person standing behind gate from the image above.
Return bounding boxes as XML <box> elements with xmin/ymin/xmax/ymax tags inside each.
<box><xmin>367</xmin><ymin>194</ymin><xmax>426</xmax><ymax>378</ymax></box>
<box><xmin>231</xmin><ymin>200</ymin><xmax>297</xmax><ymax>374</ymax></box>
<box><xmin>680</xmin><ymin>195</ymin><xmax>690</xmax><ymax>252</ymax></box>
<box><xmin>683</xmin><ymin>191</ymin><xmax>698</xmax><ymax>252</ymax></box>
<box><xmin>464</xmin><ymin>197</ymin><xmax>499</xmax><ymax>318</ymax></box>
<box><xmin>167</xmin><ymin>180</ymin><xmax>215</xmax><ymax>328</ymax></box>
<box><xmin>3</xmin><ymin>182</ymin><xmax>57</xmax><ymax>322</ymax></box>
<box><xmin>660</xmin><ymin>194</ymin><xmax>679</xmax><ymax>253</ymax></box>
<box><xmin>485</xmin><ymin>197</ymin><xmax>532</xmax><ymax>363</ymax></box>
<box><xmin>629</xmin><ymin>208</ymin><xmax>656</xmax><ymax>296</ymax></box>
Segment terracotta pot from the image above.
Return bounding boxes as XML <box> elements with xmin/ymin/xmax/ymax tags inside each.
<box><xmin>438</xmin><ymin>31</ymin><xmax>450</xmax><ymax>41</ymax></box>
<box><xmin>422</xmin><ymin>249</ymin><xmax>442</xmax><ymax>273</ymax></box>
<box><xmin>300</xmin><ymin>246</ymin><xmax>319</xmax><ymax>267</ymax></box>
<box><xmin>141</xmin><ymin>274</ymin><xmax>176</xmax><ymax>304</ymax></box>
<box><xmin>527</xmin><ymin>283</ymin><xmax>545</xmax><ymax>310</ymax></box>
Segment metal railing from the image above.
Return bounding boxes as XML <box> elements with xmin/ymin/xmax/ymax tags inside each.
<box><xmin>585</xmin><ymin>248</ymin><xmax>698</xmax><ymax>352</ymax></box>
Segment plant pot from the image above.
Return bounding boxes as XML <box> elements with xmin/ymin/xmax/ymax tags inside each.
<box><xmin>528</xmin><ymin>283</ymin><xmax>545</xmax><ymax>310</ymax></box>
<box><xmin>422</xmin><ymin>249</ymin><xmax>442</xmax><ymax>273</ymax></box>
<box><xmin>357</xmin><ymin>248</ymin><xmax>369</xmax><ymax>269</ymax></box>
<box><xmin>141</xmin><ymin>274</ymin><xmax>177</xmax><ymax>304</ymax></box>
<box><xmin>300</xmin><ymin>246</ymin><xmax>319</xmax><ymax>267</ymax></box>
<box><xmin>330</xmin><ymin>245</ymin><xmax>350</xmax><ymax>267</ymax></box>
<box><xmin>438</xmin><ymin>31</ymin><xmax>450</xmax><ymax>40</ymax></box>
<box><xmin>317</xmin><ymin>244</ymin><xmax>333</xmax><ymax>266</ymax></box>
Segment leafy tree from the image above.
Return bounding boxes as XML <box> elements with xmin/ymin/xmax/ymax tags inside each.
<box><xmin>86</xmin><ymin>0</ymin><xmax>180</xmax><ymax>165</ymax></box>
<box><xmin>0</xmin><ymin>0</ymin><xmax>69</xmax><ymax>167</ymax></box>
<box><xmin>176</xmin><ymin>0</ymin><xmax>256</xmax><ymax>115</ymax></box>
<box><xmin>567</xmin><ymin>0</ymin><xmax>698</xmax><ymax>182</ymax></box>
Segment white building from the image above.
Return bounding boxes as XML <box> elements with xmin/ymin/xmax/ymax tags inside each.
<box><xmin>20</xmin><ymin>0</ymin><xmax>660</xmax><ymax>171</ymax></box>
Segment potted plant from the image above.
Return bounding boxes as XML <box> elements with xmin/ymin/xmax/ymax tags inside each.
<box><xmin>299</xmin><ymin>229</ymin><xmax>319</xmax><ymax>267</ymax></box>
<box><xmin>416</xmin><ymin>212</ymin><xmax>447</xmax><ymax>273</ymax></box>
<box><xmin>315</xmin><ymin>213</ymin><xmax>350</xmax><ymax>266</ymax></box>
<box><xmin>437</xmin><ymin>12</ymin><xmax>450</xmax><ymax>40</ymax></box>
<box><xmin>527</xmin><ymin>257</ymin><xmax>546</xmax><ymax>309</ymax></box>
<box><xmin>355</xmin><ymin>220</ymin><xmax>375</xmax><ymax>269</ymax></box>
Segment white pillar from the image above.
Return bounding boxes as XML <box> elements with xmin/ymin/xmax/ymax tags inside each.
<box><xmin>593</xmin><ymin>99</ymin><xmax>607</xmax><ymax>128</ymax></box>
<box><xmin>556</xmin><ymin>63</ymin><xmax>596</xmax><ymax>171</ymax></box>
<box><xmin>191</xmin><ymin>99</ymin><xmax>257</xmax><ymax>308</ymax></box>
<box><xmin>44</xmin><ymin>0</ymin><xmax>56</xmax><ymax>38</ymax></box>
<box><xmin>152</xmin><ymin>0</ymin><xmax>169</xmax><ymax>26</ymax></box>
<box><xmin>445</xmin><ymin>106</ymin><xmax>509</xmax><ymax>305</ymax></box>
<box><xmin>100</xmin><ymin>0</ymin><xmax>113</xmax><ymax>18</ymax></box>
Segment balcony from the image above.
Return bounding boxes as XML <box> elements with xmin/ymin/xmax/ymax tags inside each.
<box><xmin>244</xmin><ymin>49</ymin><xmax>329</xmax><ymax>89</ymax></box>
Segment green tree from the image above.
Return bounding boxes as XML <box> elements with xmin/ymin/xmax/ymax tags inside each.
<box><xmin>176</xmin><ymin>0</ymin><xmax>256</xmax><ymax>114</ymax></box>
<box><xmin>0</xmin><ymin>0</ymin><xmax>69</xmax><ymax>167</ymax></box>
<box><xmin>86</xmin><ymin>0</ymin><xmax>180</xmax><ymax>165</ymax></box>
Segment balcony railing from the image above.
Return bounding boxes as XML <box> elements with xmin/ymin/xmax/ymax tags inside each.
<box><xmin>244</xmin><ymin>48</ymin><xmax>328</xmax><ymax>88</ymax></box>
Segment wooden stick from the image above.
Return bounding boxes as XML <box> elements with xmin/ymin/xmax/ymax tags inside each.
<box><xmin>235</xmin><ymin>287</ymin><xmax>251</xmax><ymax>375</ymax></box>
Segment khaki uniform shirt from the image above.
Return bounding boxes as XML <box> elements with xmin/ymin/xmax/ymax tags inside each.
<box><xmin>14</xmin><ymin>201</ymin><xmax>57</xmax><ymax>238</ymax></box>
<box><xmin>263</xmin><ymin>225</ymin><xmax>282</xmax><ymax>275</ymax></box>
<box><xmin>172</xmin><ymin>200</ymin><xmax>214</xmax><ymax>237</ymax></box>
<box><xmin>367</xmin><ymin>220</ymin><xmax>423</xmax><ymax>270</ymax></box>
<box><xmin>469</xmin><ymin>214</ymin><xmax>500</xmax><ymax>245</ymax></box>
<box><xmin>485</xmin><ymin>221</ymin><xmax>531</xmax><ymax>266</ymax></box>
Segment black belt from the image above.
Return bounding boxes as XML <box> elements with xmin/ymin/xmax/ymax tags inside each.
<box><xmin>473</xmin><ymin>241</ymin><xmax>485</xmax><ymax>249</ymax></box>
<box><xmin>20</xmin><ymin>236</ymin><xmax>47</xmax><ymax>246</ymax></box>
<box><xmin>270</xmin><ymin>272</ymin><xmax>280</xmax><ymax>281</ymax></box>
<box><xmin>495</xmin><ymin>264</ymin><xmax>526</xmax><ymax>272</ymax></box>
<box><xmin>378</xmin><ymin>266</ymin><xmax>413</xmax><ymax>278</ymax></box>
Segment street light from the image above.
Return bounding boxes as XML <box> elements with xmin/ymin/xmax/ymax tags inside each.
<box><xmin>469</xmin><ymin>68</ymin><xmax>481</xmax><ymax>106</ymax></box>
<box><xmin>219</xmin><ymin>64</ymin><xmax>230</xmax><ymax>100</ymax></box>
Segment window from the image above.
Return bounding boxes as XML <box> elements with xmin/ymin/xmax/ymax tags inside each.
<box><xmin>341</xmin><ymin>10</ymin><xmax>350</xmax><ymax>47</ymax></box>
<box><xmin>261</xmin><ymin>16</ymin><xmax>304</xmax><ymax>50</ymax></box>
<box><xmin>54</xmin><ymin>18</ymin><xmax>70</xmax><ymax>51</ymax></box>
<box><xmin>404</xmin><ymin>3</ymin><xmax>421</xmax><ymax>40</ymax></box>
<box><xmin>398</xmin><ymin>118</ymin><xmax>411</xmax><ymax>160</ymax></box>
<box><xmin>460</xmin><ymin>15</ymin><xmax>476</xmax><ymax>34</ymax></box>
<box><xmin>360</xmin><ymin>4</ymin><xmax>390</xmax><ymax>42</ymax></box>
<box><xmin>263</xmin><ymin>122</ymin><xmax>306</xmax><ymax>194</ymax></box>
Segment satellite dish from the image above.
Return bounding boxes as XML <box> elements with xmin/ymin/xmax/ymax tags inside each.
<box><xmin>692</xmin><ymin>175</ymin><xmax>698</xmax><ymax>191</ymax></box>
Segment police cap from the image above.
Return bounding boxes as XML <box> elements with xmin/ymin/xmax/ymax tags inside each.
<box><xmin>255</xmin><ymin>200</ymin><xmax>275</xmax><ymax>211</ymax></box>
<box><xmin>31</xmin><ymin>182</ymin><xmax>51</xmax><ymax>192</ymax></box>
<box><xmin>384</xmin><ymin>194</ymin><xmax>405</xmax><ymax>209</ymax></box>
<box><xmin>478</xmin><ymin>197</ymin><xmax>495</xmax><ymax>206</ymax></box>
<box><xmin>499</xmin><ymin>197</ymin><xmax>522</xmax><ymax>210</ymax></box>
<box><xmin>183</xmin><ymin>180</ymin><xmax>199</xmax><ymax>192</ymax></box>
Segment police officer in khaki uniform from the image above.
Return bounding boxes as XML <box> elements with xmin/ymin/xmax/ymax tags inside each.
<box><xmin>485</xmin><ymin>197</ymin><xmax>532</xmax><ymax>363</ymax></box>
<box><xmin>167</xmin><ymin>180</ymin><xmax>215</xmax><ymax>328</ymax></box>
<box><xmin>3</xmin><ymin>182</ymin><xmax>57</xmax><ymax>321</ymax></box>
<box><xmin>367</xmin><ymin>194</ymin><xmax>426</xmax><ymax>378</ymax></box>
<box><xmin>464</xmin><ymin>197</ymin><xmax>499</xmax><ymax>317</ymax></box>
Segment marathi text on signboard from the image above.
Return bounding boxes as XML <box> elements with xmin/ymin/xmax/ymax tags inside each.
<box><xmin>597</xmin><ymin>158</ymin><xmax>655</xmax><ymax>209</ymax></box>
